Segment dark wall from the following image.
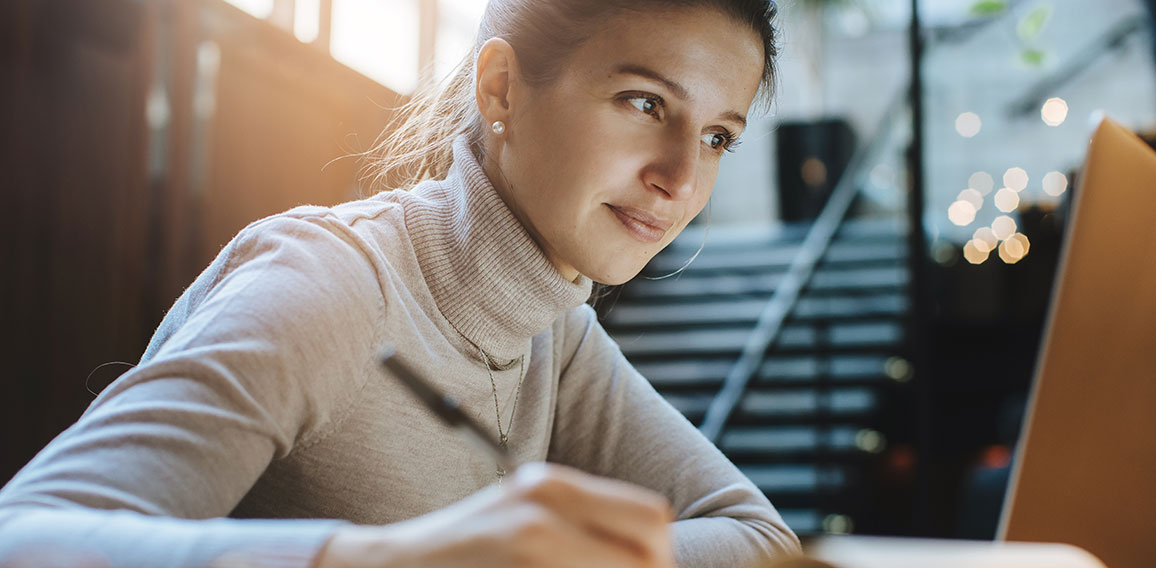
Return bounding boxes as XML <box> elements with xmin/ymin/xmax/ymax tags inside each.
<box><xmin>0</xmin><ymin>0</ymin><xmax>401</xmax><ymax>484</ymax></box>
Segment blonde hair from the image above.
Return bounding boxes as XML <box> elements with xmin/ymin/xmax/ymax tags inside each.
<box><xmin>363</xmin><ymin>0</ymin><xmax>780</xmax><ymax>192</ymax></box>
<box><xmin>362</xmin><ymin>51</ymin><xmax>482</xmax><ymax>191</ymax></box>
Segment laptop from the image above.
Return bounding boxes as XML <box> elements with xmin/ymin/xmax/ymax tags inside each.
<box><xmin>780</xmin><ymin>119</ymin><xmax>1156</xmax><ymax>567</ymax></box>
<box><xmin>997</xmin><ymin>117</ymin><xmax>1156</xmax><ymax>568</ymax></box>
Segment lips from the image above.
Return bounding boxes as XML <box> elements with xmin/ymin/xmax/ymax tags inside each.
<box><xmin>606</xmin><ymin>204</ymin><xmax>674</xmax><ymax>244</ymax></box>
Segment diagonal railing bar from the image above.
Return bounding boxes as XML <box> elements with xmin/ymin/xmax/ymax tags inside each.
<box><xmin>1005</xmin><ymin>15</ymin><xmax>1147</xmax><ymax>119</ymax></box>
<box><xmin>699</xmin><ymin>94</ymin><xmax>907</xmax><ymax>445</ymax></box>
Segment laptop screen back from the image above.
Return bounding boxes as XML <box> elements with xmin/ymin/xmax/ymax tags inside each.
<box><xmin>998</xmin><ymin>118</ymin><xmax>1156</xmax><ymax>568</ymax></box>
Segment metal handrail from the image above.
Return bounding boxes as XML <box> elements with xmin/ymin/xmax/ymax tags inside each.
<box><xmin>1006</xmin><ymin>15</ymin><xmax>1148</xmax><ymax>118</ymax></box>
<box><xmin>698</xmin><ymin>94</ymin><xmax>908</xmax><ymax>444</ymax></box>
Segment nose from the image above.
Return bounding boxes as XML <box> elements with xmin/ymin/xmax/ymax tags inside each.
<box><xmin>641</xmin><ymin>134</ymin><xmax>698</xmax><ymax>201</ymax></box>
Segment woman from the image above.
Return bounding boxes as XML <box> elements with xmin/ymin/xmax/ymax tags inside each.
<box><xmin>0</xmin><ymin>0</ymin><xmax>799</xmax><ymax>566</ymax></box>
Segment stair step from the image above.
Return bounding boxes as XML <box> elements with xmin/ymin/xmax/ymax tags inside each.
<box><xmin>604</xmin><ymin>293</ymin><xmax>906</xmax><ymax>328</ymax></box>
<box><xmin>637</xmin><ymin>354</ymin><xmax>897</xmax><ymax>390</ymax></box>
<box><xmin>740</xmin><ymin>388</ymin><xmax>878</xmax><ymax>417</ymax></box>
<box><xmin>721</xmin><ymin>425</ymin><xmax>869</xmax><ymax>455</ymax></box>
<box><xmin>777</xmin><ymin>509</ymin><xmax>824</xmax><ymax>535</ymax></box>
<box><xmin>661</xmin><ymin>387</ymin><xmax>879</xmax><ymax>427</ymax></box>
<box><xmin>613</xmin><ymin>320</ymin><xmax>903</xmax><ymax>358</ymax></box>
<box><xmin>762</xmin><ymin>354</ymin><xmax>894</xmax><ymax>381</ymax></box>
<box><xmin>624</xmin><ymin>266</ymin><xmax>907</xmax><ymax>300</ymax></box>
<box><xmin>659</xmin><ymin>217</ymin><xmax>906</xmax><ymax>257</ymax></box>
<box><xmin>739</xmin><ymin>464</ymin><xmax>847</xmax><ymax>494</ymax></box>
<box><xmin>642</xmin><ymin>241</ymin><xmax>906</xmax><ymax>275</ymax></box>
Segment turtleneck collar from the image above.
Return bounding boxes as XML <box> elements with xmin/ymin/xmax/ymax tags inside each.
<box><xmin>402</xmin><ymin>136</ymin><xmax>593</xmax><ymax>362</ymax></box>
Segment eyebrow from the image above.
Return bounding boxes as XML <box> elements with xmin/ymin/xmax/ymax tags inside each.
<box><xmin>613</xmin><ymin>63</ymin><xmax>748</xmax><ymax>128</ymax></box>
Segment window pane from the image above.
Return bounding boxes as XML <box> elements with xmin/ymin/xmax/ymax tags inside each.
<box><xmin>295</xmin><ymin>0</ymin><xmax>321</xmax><ymax>43</ymax></box>
<box><xmin>923</xmin><ymin>0</ymin><xmax>1156</xmax><ymax>246</ymax></box>
<box><xmin>435</xmin><ymin>0</ymin><xmax>487</xmax><ymax>83</ymax></box>
<box><xmin>332</xmin><ymin>0</ymin><xmax>421</xmax><ymax>94</ymax></box>
<box><xmin>223</xmin><ymin>0</ymin><xmax>274</xmax><ymax>19</ymax></box>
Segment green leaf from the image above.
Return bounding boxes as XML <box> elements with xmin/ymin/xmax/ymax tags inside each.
<box><xmin>969</xmin><ymin>0</ymin><xmax>1008</xmax><ymax>16</ymax></box>
<box><xmin>1020</xmin><ymin>48</ymin><xmax>1046</xmax><ymax>66</ymax></box>
<box><xmin>1017</xmin><ymin>4</ymin><xmax>1053</xmax><ymax>42</ymax></box>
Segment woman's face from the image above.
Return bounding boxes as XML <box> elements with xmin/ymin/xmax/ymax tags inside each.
<box><xmin>486</xmin><ymin>5</ymin><xmax>764</xmax><ymax>285</ymax></box>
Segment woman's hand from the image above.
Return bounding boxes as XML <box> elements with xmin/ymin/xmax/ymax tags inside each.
<box><xmin>315</xmin><ymin>462</ymin><xmax>677</xmax><ymax>568</ymax></box>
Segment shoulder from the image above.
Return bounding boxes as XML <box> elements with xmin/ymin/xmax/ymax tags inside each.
<box><xmin>232</xmin><ymin>193</ymin><xmax>407</xmax><ymax>267</ymax></box>
<box><xmin>158</xmin><ymin>198</ymin><xmax>410</xmax><ymax>357</ymax></box>
<box><xmin>207</xmin><ymin>193</ymin><xmax>422</xmax><ymax>303</ymax></box>
<box><xmin>552</xmin><ymin>303</ymin><xmax>621</xmax><ymax>369</ymax></box>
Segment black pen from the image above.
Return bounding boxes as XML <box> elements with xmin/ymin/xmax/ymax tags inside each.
<box><xmin>379</xmin><ymin>344</ymin><xmax>519</xmax><ymax>476</ymax></box>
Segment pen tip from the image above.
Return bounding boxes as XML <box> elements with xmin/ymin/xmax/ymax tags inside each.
<box><xmin>380</xmin><ymin>343</ymin><xmax>397</xmax><ymax>361</ymax></box>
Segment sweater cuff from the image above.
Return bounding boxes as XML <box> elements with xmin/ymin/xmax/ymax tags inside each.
<box><xmin>196</xmin><ymin>517</ymin><xmax>349</xmax><ymax>568</ymax></box>
<box><xmin>0</xmin><ymin>507</ymin><xmax>349</xmax><ymax>568</ymax></box>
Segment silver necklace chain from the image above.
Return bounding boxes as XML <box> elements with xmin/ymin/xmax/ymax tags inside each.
<box><xmin>477</xmin><ymin>345</ymin><xmax>526</xmax><ymax>483</ymax></box>
<box><xmin>443</xmin><ymin>318</ymin><xmax>528</xmax><ymax>483</ymax></box>
<box><xmin>476</xmin><ymin>346</ymin><xmax>526</xmax><ymax>449</ymax></box>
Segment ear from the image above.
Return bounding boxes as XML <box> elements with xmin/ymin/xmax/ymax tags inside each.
<box><xmin>475</xmin><ymin>38</ymin><xmax>521</xmax><ymax>128</ymax></box>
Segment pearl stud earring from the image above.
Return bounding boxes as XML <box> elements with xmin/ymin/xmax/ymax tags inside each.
<box><xmin>491</xmin><ymin>121</ymin><xmax>506</xmax><ymax>135</ymax></box>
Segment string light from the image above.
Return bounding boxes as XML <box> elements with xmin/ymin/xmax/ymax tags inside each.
<box><xmin>1041</xmin><ymin>97</ymin><xmax>1069</xmax><ymax>126</ymax></box>
<box><xmin>1003</xmin><ymin>167</ymin><xmax>1029</xmax><ymax>191</ymax></box>
<box><xmin>963</xmin><ymin>240</ymin><xmax>990</xmax><ymax>264</ymax></box>
<box><xmin>992</xmin><ymin>215</ymin><xmax>1017</xmax><ymax>240</ymax></box>
<box><xmin>994</xmin><ymin>188</ymin><xmax>1020</xmax><ymax>212</ymax></box>
<box><xmin>948</xmin><ymin>200</ymin><xmax>978</xmax><ymax>226</ymax></box>
<box><xmin>956</xmin><ymin>112</ymin><xmax>982</xmax><ymax>138</ymax></box>
<box><xmin>968</xmin><ymin>171</ymin><xmax>995</xmax><ymax>195</ymax></box>
<box><xmin>972</xmin><ymin>227</ymin><xmax>998</xmax><ymax>252</ymax></box>
<box><xmin>1042</xmin><ymin>171</ymin><xmax>1068</xmax><ymax>196</ymax></box>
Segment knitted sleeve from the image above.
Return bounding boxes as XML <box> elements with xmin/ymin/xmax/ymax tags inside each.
<box><xmin>548</xmin><ymin>304</ymin><xmax>802</xmax><ymax>568</ymax></box>
<box><xmin>0</xmin><ymin>213</ymin><xmax>389</xmax><ymax>567</ymax></box>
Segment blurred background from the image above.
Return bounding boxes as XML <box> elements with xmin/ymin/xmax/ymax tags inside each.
<box><xmin>2</xmin><ymin>0</ymin><xmax>1154</xmax><ymax>541</ymax></box>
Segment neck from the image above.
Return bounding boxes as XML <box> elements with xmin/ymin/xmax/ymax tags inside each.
<box><xmin>480</xmin><ymin>140</ymin><xmax>581</xmax><ymax>284</ymax></box>
<box><xmin>401</xmin><ymin>136</ymin><xmax>593</xmax><ymax>362</ymax></box>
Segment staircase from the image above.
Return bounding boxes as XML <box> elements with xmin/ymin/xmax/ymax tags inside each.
<box><xmin>601</xmin><ymin>216</ymin><xmax>910</xmax><ymax>535</ymax></box>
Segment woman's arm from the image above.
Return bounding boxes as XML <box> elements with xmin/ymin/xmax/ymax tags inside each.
<box><xmin>548</xmin><ymin>305</ymin><xmax>803</xmax><ymax>568</ymax></box>
<box><xmin>0</xmin><ymin>213</ymin><xmax>388</xmax><ymax>567</ymax></box>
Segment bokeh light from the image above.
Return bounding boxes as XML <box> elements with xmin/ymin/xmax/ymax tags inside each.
<box><xmin>1003</xmin><ymin>167</ymin><xmax>1029</xmax><ymax>191</ymax></box>
<box><xmin>955</xmin><ymin>112</ymin><xmax>982</xmax><ymax>138</ymax></box>
<box><xmin>957</xmin><ymin>188</ymin><xmax>984</xmax><ymax>210</ymax></box>
<box><xmin>801</xmin><ymin>157</ymin><xmax>828</xmax><ymax>187</ymax></box>
<box><xmin>999</xmin><ymin>233</ymin><xmax>1030</xmax><ymax>264</ymax></box>
<box><xmin>823</xmin><ymin>514</ymin><xmax>854</xmax><ymax>535</ymax></box>
<box><xmin>968</xmin><ymin>171</ymin><xmax>995</xmax><ymax>195</ymax></box>
<box><xmin>855</xmin><ymin>429</ymin><xmax>886</xmax><ymax>454</ymax></box>
<box><xmin>993</xmin><ymin>188</ymin><xmax>1020</xmax><ymax>212</ymax></box>
<box><xmin>948</xmin><ymin>200</ymin><xmax>977</xmax><ymax>226</ymax></box>
<box><xmin>1041</xmin><ymin>97</ymin><xmax>1069</xmax><ymax>126</ymax></box>
<box><xmin>972</xmin><ymin>227</ymin><xmax>998</xmax><ymax>252</ymax></box>
<box><xmin>1008</xmin><ymin>232</ymin><xmax>1031</xmax><ymax>256</ymax></box>
<box><xmin>884</xmin><ymin>357</ymin><xmax>913</xmax><ymax>382</ymax></box>
<box><xmin>963</xmin><ymin>240</ymin><xmax>990</xmax><ymax>264</ymax></box>
<box><xmin>1042</xmin><ymin>171</ymin><xmax>1069</xmax><ymax>196</ymax></box>
<box><xmin>992</xmin><ymin>215</ymin><xmax>1017</xmax><ymax>240</ymax></box>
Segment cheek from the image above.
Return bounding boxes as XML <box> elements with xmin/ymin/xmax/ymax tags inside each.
<box><xmin>517</xmin><ymin>105</ymin><xmax>614</xmax><ymax>190</ymax></box>
<box><xmin>690</xmin><ymin>166</ymin><xmax>718</xmax><ymax>215</ymax></box>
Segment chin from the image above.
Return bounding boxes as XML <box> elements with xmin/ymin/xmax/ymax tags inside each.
<box><xmin>579</xmin><ymin>257</ymin><xmax>651</xmax><ymax>286</ymax></box>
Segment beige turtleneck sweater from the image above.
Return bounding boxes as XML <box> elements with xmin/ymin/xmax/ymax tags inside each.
<box><xmin>0</xmin><ymin>137</ymin><xmax>800</xmax><ymax>567</ymax></box>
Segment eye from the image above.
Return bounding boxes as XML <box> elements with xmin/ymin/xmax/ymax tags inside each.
<box><xmin>626</xmin><ymin>94</ymin><xmax>664</xmax><ymax>120</ymax></box>
<box><xmin>703</xmin><ymin>131</ymin><xmax>741</xmax><ymax>153</ymax></box>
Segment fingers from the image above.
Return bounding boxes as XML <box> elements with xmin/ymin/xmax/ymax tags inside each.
<box><xmin>326</xmin><ymin>464</ymin><xmax>678</xmax><ymax>568</ymax></box>
<box><xmin>506</xmin><ymin>463</ymin><xmax>676</xmax><ymax>566</ymax></box>
<box><xmin>503</xmin><ymin>502</ymin><xmax>664</xmax><ymax>568</ymax></box>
